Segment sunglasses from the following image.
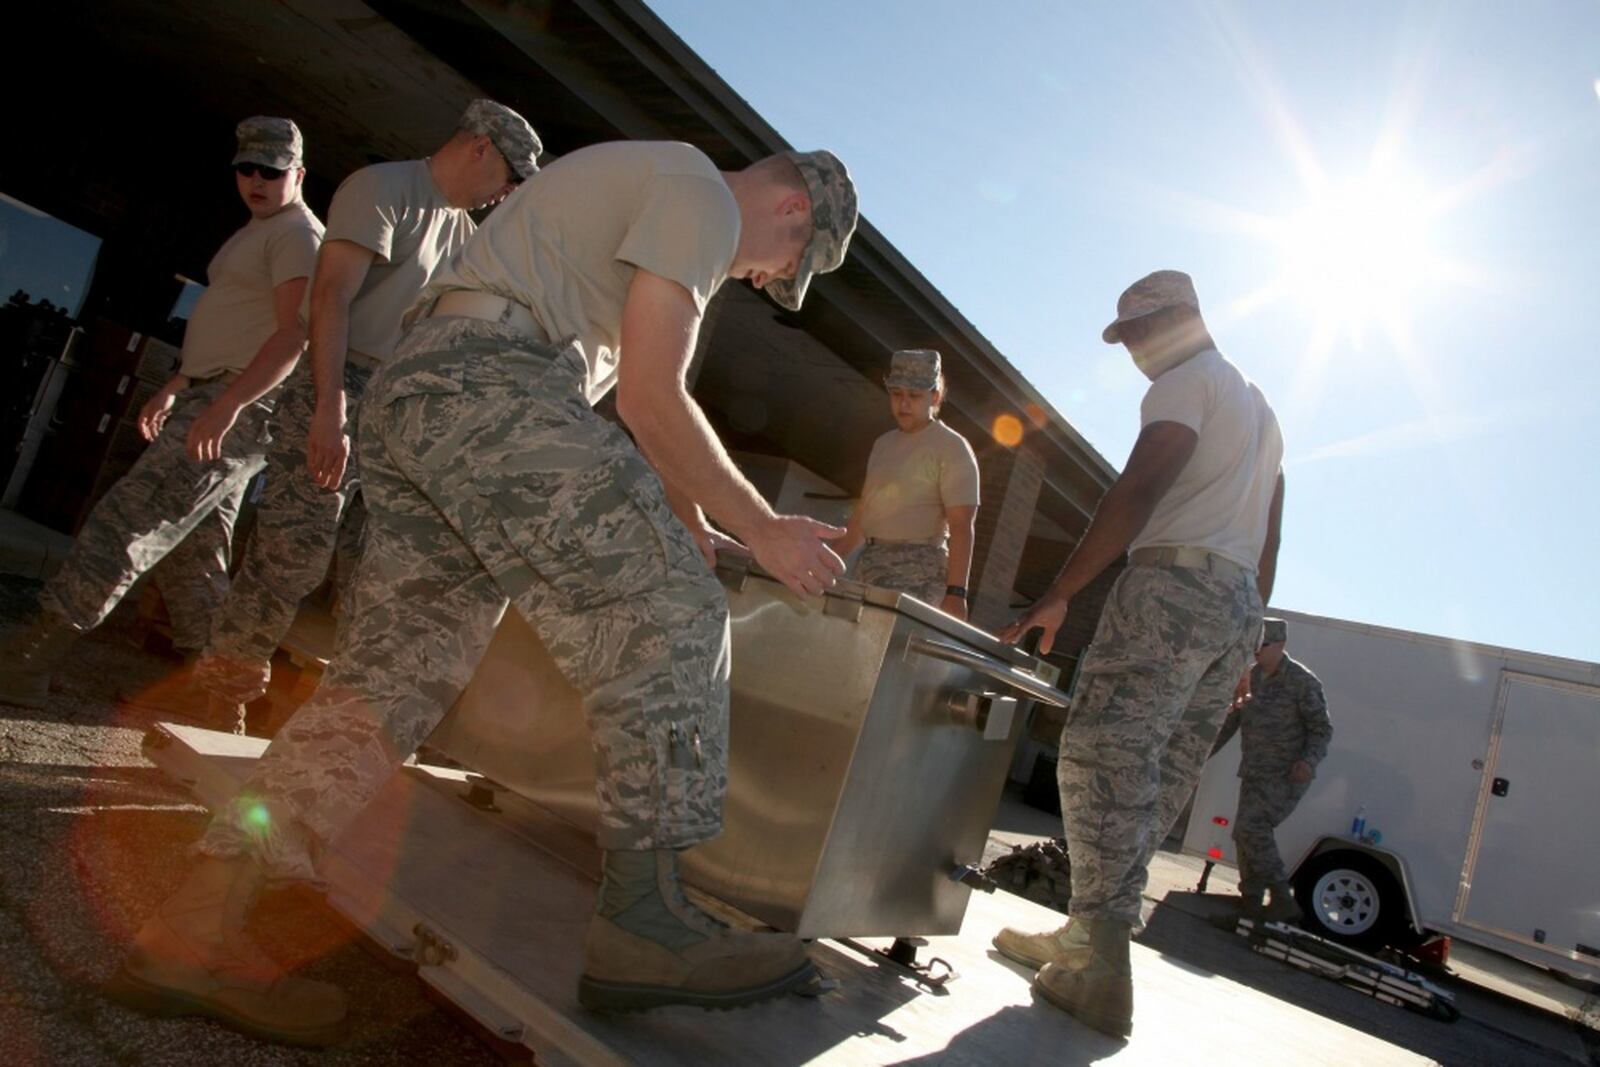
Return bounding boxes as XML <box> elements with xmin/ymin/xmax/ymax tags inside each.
<box><xmin>234</xmin><ymin>162</ymin><xmax>287</xmax><ymax>181</ymax></box>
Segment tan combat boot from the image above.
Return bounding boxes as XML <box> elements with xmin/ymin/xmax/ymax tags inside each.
<box><xmin>993</xmin><ymin>917</ymin><xmax>1090</xmax><ymax>971</ymax></box>
<box><xmin>578</xmin><ymin>849</ymin><xmax>816</xmax><ymax>1012</ymax></box>
<box><xmin>1260</xmin><ymin>880</ymin><xmax>1304</xmax><ymax>923</ymax></box>
<box><xmin>0</xmin><ymin>611</ymin><xmax>78</xmax><ymax>708</ymax></box>
<box><xmin>105</xmin><ymin>855</ymin><xmax>348</xmax><ymax>1046</ymax></box>
<box><xmin>119</xmin><ymin>662</ymin><xmax>244</xmax><ymax>732</ymax></box>
<box><xmin>1034</xmin><ymin>918</ymin><xmax>1134</xmax><ymax>1038</ymax></box>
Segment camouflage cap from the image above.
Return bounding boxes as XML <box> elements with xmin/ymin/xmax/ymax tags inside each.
<box><xmin>1102</xmin><ymin>269</ymin><xmax>1202</xmax><ymax>344</ymax></box>
<box><xmin>460</xmin><ymin>99</ymin><xmax>541</xmax><ymax>180</ymax></box>
<box><xmin>232</xmin><ymin>117</ymin><xmax>303</xmax><ymax>170</ymax></box>
<box><xmin>1262</xmin><ymin>618</ymin><xmax>1288</xmax><ymax>645</ymax></box>
<box><xmin>765</xmin><ymin>149</ymin><xmax>859</xmax><ymax>312</ymax></box>
<box><xmin>885</xmin><ymin>349</ymin><xmax>941</xmax><ymax>391</ymax></box>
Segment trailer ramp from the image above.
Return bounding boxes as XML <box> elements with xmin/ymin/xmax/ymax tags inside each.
<box><xmin>142</xmin><ymin>722</ymin><xmax>1429</xmax><ymax>1065</ymax></box>
<box><xmin>1229</xmin><ymin>916</ymin><xmax>1459</xmax><ymax>1022</ymax></box>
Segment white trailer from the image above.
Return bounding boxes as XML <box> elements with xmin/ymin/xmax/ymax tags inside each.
<box><xmin>1183</xmin><ymin>608</ymin><xmax>1600</xmax><ymax>984</ymax></box>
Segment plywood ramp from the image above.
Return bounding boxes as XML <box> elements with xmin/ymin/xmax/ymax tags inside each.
<box><xmin>144</xmin><ymin>723</ymin><xmax>1426</xmax><ymax>1066</ymax></box>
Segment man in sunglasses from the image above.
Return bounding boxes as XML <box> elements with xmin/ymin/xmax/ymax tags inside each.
<box><xmin>1211</xmin><ymin>616</ymin><xmax>1331</xmax><ymax>921</ymax></box>
<box><xmin>109</xmin><ymin>142</ymin><xmax>857</xmax><ymax>1045</ymax></box>
<box><xmin>190</xmin><ymin>100</ymin><xmax>540</xmax><ymax>731</ymax></box>
<box><xmin>994</xmin><ymin>271</ymin><xmax>1285</xmax><ymax>1037</ymax></box>
<box><xmin>0</xmin><ymin>117</ymin><xmax>323</xmax><ymax>709</ymax></box>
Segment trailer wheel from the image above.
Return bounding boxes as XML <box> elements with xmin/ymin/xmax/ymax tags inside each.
<box><xmin>1294</xmin><ymin>851</ymin><xmax>1405</xmax><ymax>950</ymax></box>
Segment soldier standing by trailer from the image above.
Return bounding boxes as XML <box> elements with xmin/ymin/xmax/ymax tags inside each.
<box><xmin>108</xmin><ymin>141</ymin><xmax>859</xmax><ymax>1045</ymax></box>
<box><xmin>834</xmin><ymin>348</ymin><xmax>980</xmax><ymax>619</ymax></box>
<box><xmin>1213</xmin><ymin>616</ymin><xmax>1332</xmax><ymax>920</ymax></box>
<box><xmin>0</xmin><ymin>118</ymin><xmax>322</xmax><ymax>709</ymax></box>
<box><xmin>191</xmin><ymin>100</ymin><xmax>540</xmax><ymax>730</ymax></box>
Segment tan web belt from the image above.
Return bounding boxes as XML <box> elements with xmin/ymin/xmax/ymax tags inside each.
<box><xmin>1128</xmin><ymin>545</ymin><xmax>1253</xmax><ymax>581</ymax></box>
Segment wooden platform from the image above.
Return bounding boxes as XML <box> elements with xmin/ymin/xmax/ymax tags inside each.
<box><xmin>143</xmin><ymin>722</ymin><xmax>1430</xmax><ymax>1066</ymax></box>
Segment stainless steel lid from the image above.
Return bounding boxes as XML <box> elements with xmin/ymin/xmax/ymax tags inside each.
<box><xmin>714</xmin><ymin>557</ymin><xmax>1059</xmax><ymax>683</ymax></box>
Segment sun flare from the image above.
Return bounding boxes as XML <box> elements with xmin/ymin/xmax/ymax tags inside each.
<box><xmin>1273</xmin><ymin>168</ymin><xmax>1444</xmax><ymax>346</ymax></box>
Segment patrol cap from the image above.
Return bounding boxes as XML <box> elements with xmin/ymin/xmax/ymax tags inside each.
<box><xmin>1262</xmin><ymin>618</ymin><xmax>1288</xmax><ymax>645</ymax></box>
<box><xmin>765</xmin><ymin>150</ymin><xmax>859</xmax><ymax>312</ymax></box>
<box><xmin>460</xmin><ymin>99</ymin><xmax>541</xmax><ymax>180</ymax></box>
<box><xmin>885</xmin><ymin>349</ymin><xmax>941</xmax><ymax>391</ymax></box>
<box><xmin>1102</xmin><ymin>270</ymin><xmax>1202</xmax><ymax>344</ymax></box>
<box><xmin>232</xmin><ymin>117</ymin><xmax>303</xmax><ymax>170</ymax></box>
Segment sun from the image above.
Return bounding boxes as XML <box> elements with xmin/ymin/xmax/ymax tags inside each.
<box><xmin>1272</xmin><ymin>167</ymin><xmax>1445</xmax><ymax>347</ymax></box>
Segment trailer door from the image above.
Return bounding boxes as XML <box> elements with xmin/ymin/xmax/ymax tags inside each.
<box><xmin>1456</xmin><ymin>673</ymin><xmax>1600</xmax><ymax>967</ymax></box>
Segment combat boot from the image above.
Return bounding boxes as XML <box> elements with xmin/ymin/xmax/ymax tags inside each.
<box><xmin>119</xmin><ymin>677</ymin><xmax>248</xmax><ymax>734</ymax></box>
<box><xmin>578</xmin><ymin>849</ymin><xmax>816</xmax><ymax>1012</ymax></box>
<box><xmin>1260</xmin><ymin>880</ymin><xmax>1304</xmax><ymax>923</ymax></box>
<box><xmin>993</xmin><ymin>917</ymin><xmax>1090</xmax><ymax>970</ymax></box>
<box><xmin>1034</xmin><ymin>918</ymin><xmax>1134</xmax><ymax>1038</ymax></box>
<box><xmin>104</xmin><ymin>855</ymin><xmax>348</xmax><ymax>1046</ymax></box>
<box><xmin>0</xmin><ymin>611</ymin><xmax>79</xmax><ymax>708</ymax></box>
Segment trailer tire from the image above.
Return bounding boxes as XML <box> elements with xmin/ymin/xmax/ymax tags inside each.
<box><xmin>1294</xmin><ymin>851</ymin><xmax>1405</xmax><ymax>950</ymax></box>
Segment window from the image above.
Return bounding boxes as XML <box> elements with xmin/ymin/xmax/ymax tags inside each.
<box><xmin>168</xmin><ymin>275</ymin><xmax>206</xmax><ymax>323</ymax></box>
<box><xmin>0</xmin><ymin>192</ymin><xmax>101</xmax><ymax>320</ymax></box>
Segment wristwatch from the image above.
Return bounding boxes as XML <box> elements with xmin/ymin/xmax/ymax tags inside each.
<box><xmin>945</xmin><ymin>585</ymin><xmax>968</xmax><ymax>599</ymax></box>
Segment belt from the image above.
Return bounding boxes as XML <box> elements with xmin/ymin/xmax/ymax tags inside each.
<box><xmin>866</xmin><ymin>536</ymin><xmax>945</xmax><ymax>547</ymax></box>
<box><xmin>428</xmin><ymin>290</ymin><xmax>547</xmax><ymax>342</ymax></box>
<box><xmin>1129</xmin><ymin>545</ymin><xmax>1253</xmax><ymax>581</ymax></box>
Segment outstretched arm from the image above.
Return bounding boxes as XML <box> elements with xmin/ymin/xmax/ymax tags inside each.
<box><xmin>1000</xmin><ymin>420</ymin><xmax>1198</xmax><ymax>653</ymax></box>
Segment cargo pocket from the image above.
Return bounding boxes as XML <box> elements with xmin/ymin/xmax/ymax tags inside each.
<box><xmin>655</xmin><ymin>712</ymin><xmax>728</xmax><ymax>839</ymax></box>
<box><xmin>483</xmin><ymin>460</ymin><xmax>674</xmax><ymax>613</ymax></box>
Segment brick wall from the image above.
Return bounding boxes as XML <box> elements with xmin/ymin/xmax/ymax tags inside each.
<box><xmin>969</xmin><ymin>441</ymin><xmax>1044</xmax><ymax>632</ymax></box>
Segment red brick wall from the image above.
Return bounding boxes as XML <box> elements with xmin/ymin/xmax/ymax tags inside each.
<box><xmin>969</xmin><ymin>441</ymin><xmax>1044</xmax><ymax>631</ymax></box>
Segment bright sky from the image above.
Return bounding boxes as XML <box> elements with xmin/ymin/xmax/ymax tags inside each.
<box><xmin>648</xmin><ymin>0</ymin><xmax>1600</xmax><ymax>665</ymax></box>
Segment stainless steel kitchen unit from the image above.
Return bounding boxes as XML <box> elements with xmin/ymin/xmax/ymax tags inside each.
<box><xmin>426</xmin><ymin>560</ymin><xmax>1067</xmax><ymax>939</ymax></box>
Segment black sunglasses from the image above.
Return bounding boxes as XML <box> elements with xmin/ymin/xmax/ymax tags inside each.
<box><xmin>234</xmin><ymin>162</ymin><xmax>287</xmax><ymax>181</ymax></box>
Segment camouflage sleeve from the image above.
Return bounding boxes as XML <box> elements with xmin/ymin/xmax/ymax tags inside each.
<box><xmin>1297</xmin><ymin>674</ymin><xmax>1332</xmax><ymax>767</ymax></box>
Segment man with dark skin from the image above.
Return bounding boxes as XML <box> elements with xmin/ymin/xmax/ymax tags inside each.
<box><xmin>993</xmin><ymin>271</ymin><xmax>1285</xmax><ymax>1038</ymax></box>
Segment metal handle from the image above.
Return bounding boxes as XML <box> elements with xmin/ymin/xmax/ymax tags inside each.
<box><xmin>907</xmin><ymin>636</ymin><xmax>1069</xmax><ymax>706</ymax></box>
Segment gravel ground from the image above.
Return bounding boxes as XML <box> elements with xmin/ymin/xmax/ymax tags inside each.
<box><xmin>0</xmin><ymin>575</ymin><xmax>501</xmax><ymax>1067</ymax></box>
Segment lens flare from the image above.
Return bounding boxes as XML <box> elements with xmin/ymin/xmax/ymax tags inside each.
<box><xmin>991</xmin><ymin>413</ymin><xmax>1024</xmax><ymax>448</ymax></box>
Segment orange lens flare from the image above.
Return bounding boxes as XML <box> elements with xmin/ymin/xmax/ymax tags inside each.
<box><xmin>991</xmin><ymin>413</ymin><xmax>1024</xmax><ymax>448</ymax></box>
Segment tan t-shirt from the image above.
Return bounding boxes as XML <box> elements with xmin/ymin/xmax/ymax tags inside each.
<box><xmin>419</xmin><ymin>141</ymin><xmax>741</xmax><ymax>403</ymax></box>
<box><xmin>316</xmin><ymin>159</ymin><xmax>474</xmax><ymax>362</ymax></box>
<box><xmin>856</xmin><ymin>420</ymin><xmax>981</xmax><ymax>541</ymax></box>
<box><xmin>179</xmin><ymin>201</ymin><xmax>323</xmax><ymax>379</ymax></box>
<box><xmin>1130</xmin><ymin>348</ymin><xmax>1284</xmax><ymax>569</ymax></box>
